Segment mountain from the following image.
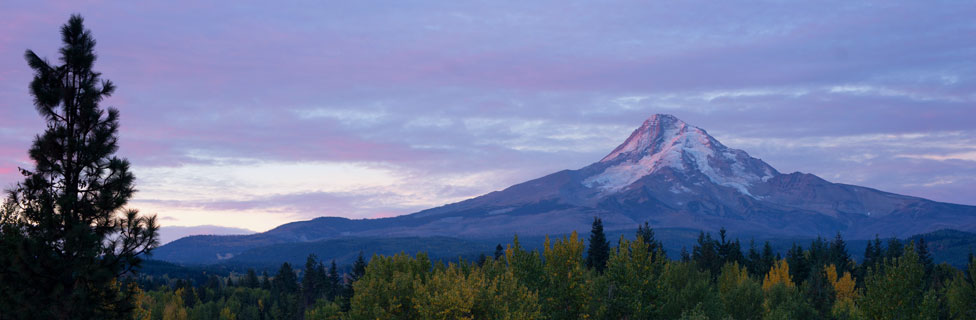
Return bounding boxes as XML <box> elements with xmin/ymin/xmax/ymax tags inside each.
<box><xmin>154</xmin><ymin>114</ymin><xmax>976</xmax><ymax>265</ymax></box>
<box><xmin>157</xmin><ymin>225</ymin><xmax>256</xmax><ymax>245</ymax></box>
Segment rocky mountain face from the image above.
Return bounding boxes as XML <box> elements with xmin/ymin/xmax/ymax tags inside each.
<box><xmin>154</xmin><ymin>114</ymin><xmax>976</xmax><ymax>264</ymax></box>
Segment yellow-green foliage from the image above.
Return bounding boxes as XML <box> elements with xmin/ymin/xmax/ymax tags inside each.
<box><xmin>348</xmin><ymin>252</ymin><xmax>431</xmax><ymax>319</ymax></box>
<box><xmin>414</xmin><ymin>265</ymin><xmax>481</xmax><ymax>320</ymax></box>
<box><xmin>826</xmin><ymin>264</ymin><xmax>861</xmax><ymax>319</ymax></box>
<box><xmin>860</xmin><ymin>242</ymin><xmax>934</xmax><ymax>320</ymax></box>
<box><xmin>305</xmin><ymin>300</ymin><xmax>343</xmax><ymax>320</ymax></box>
<box><xmin>658</xmin><ymin>261</ymin><xmax>723</xmax><ymax>319</ymax></box>
<box><xmin>946</xmin><ymin>257</ymin><xmax>976</xmax><ymax>319</ymax></box>
<box><xmin>477</xmin><ymin>266</ymin><xmax>542</xmax><ymax>320</ymax></box>
<box><xmin>540</xmin><ymin>231</ymin><xmax>592</xmax><ymax>319</ymax></box>
<box><xmin>718</xmin><ymin>262</ymin><xmax>763</xmax><ymax>320</ymax></box>
<box><xmin>162</xmin><ymin>289</ymin><xmax>188</xmax><ymax>320</ymax></box>
<box><xmin>594</xmin><ymin>236</ymin><xmax>665</xmax><ymax>319</ymax></box>
<box><xmin>132</xmin><ymin>234</ymin><xmax>976</xmax><ymax>320</ymax></box>
<box><xmin>763</xmin><ymin>259</ymin><xmax>794</xmax><ymax>291</ymax></box>
<box><xmin>347</xmin><ymin>250</ymin><xmax>543</xmax><ymax>320</ymax></box>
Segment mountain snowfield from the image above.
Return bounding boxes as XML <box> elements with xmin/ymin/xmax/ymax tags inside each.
<box><xmin>583</xmin><ymin>114</ymin><xmax>776</xmax><ymax>197</ymax></box>
<box><xmin>154</xmin><ymin>114</ymin><xmax>976</xmax><ymax>265</ymax></box>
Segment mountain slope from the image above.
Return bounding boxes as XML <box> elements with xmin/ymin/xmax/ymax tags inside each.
<box><xmin>158</xmin><ymin>225</ymin><xmax>256</xmax><ymax>245</ymax></box>
<box><xmin>154</xmin><ymin>114</ymin><xmax>976</xmax><ymax>265</ymax></box>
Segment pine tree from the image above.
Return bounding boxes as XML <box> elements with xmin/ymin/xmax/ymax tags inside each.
<box><xmin>0</xmin><ymin>15</ymin><xmax>159</xmax><ymax>320</ymax></box>
<box><xmin>327</xmin><ymin>260</ymin><xmax>340</xmax><ymax>301</ymax></box>
<box><xmin>261</xmin><ymin>271</ymin><xmax>273</xmax><ymax>290</ymax></box>
<box><xmin>916</xmin><ymin>237</ymin><xmax>934</xmax><ymax>278</ymax></box>
<box><xmin>275</xmin><ymin>262</ymin><xmax>299</xmax><ymax>293</ymax></box>
<box><xmin>494</xmin><ymin>244</ymin><xmax>504</xmax><ymax>260</ymax></box>
<box><xmin>863</xmin><ymin>238</ymin><xmax>877</xmax><ymax>268</ymax></box>
<box><xmin>585</xmin><ymin>217</ymin><xmax>610</xmax><ymax>273</ymax></box>
<box><xmin>245</xmin><ymin>269</ymin><xmax>260</xmax><ymax>288</ymax></box>
<box><xmin>807</xmin><ymin>236</ymin><xmax>829</xmax><ymax>269</ymax></box>
<box><xmin>343</xmin><ymin>251</ymin><xmax>368</xmax><ymax>310</ymax></box>
<box><xmin>726</xmin><ymin>239</ymin><xmax>746</xmax><ymax>267</ymax></box>
<box><xmin>303</xmin><ymin>254</ymin><xmax>323</xmax><ymax>308</ymax></box>
<box><xmin>829</xmin><ymin>233</ymin><xmax>851</xmax><ymax>275</ymax></box>
<box><xmin>786</xmin><ymin>243</ymin><xmax>809</xmax><ymax>286</ymax></box>
<box><xmin>636</xmin><ymin>221</ymin><xmax>664</xmax><ymax>256</ymax></box>
<box><xmin>761</xmin><ymin>241</ymin><xmax>776</xmax><ymax>277</ymax></box>
<box><xmin>859</xmin><ymin>235</ymin><xmax>883</xmax><ymax>286</ymax></box>
<box><xmin>871</xmin><ymin>236</ymin><xmax>883</xmax><ymax>263</ymax></box>
<box><xmin>747</xmin><ymin>240</ymin><xmax>763</xmax><ymax>277</ymax></box>
<box><xmin>885</xmin><ymin>238</ymin><xmax>904</xmax><ymax>261</ymax></box>
<box><xmin>352</xmin><ymin>251</ymin><xmax>368</xmax><ymax>282</ymax></box>
<box><xmin>273</xmin><ymin>262</ymin><xmax>302</xmax><ymax>319</ymax></box>
<box><xmin>692</xmin><ymin>231</ymin><xmax>721</xmax><ymax>276</ymax></box>
<box><xmin>801</xmin><ymin>266</ymin><xmax>835</xmax><ymax>318</ymax></box>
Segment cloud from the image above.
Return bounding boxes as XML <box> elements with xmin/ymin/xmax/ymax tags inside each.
<box><xmin>897</xmin><ymin>151</ymin><xmax>976</xmax><ymax>162</ymax></box>
<box><xmin>1</xmin><ymin>0</ymin><xmax>974</xmax><ymax>230</ymax></box>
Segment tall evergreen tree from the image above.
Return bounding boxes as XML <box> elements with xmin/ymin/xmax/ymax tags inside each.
<box><xmin>351</xmin><ymin>251</ymin><xmax>368</xmax><ymax>282</ymax></box>
<box><xmin>302</xmin><ymin>254</ymin><xmax>323</xmax><ymax>307</ymax></box>
<box><xmin>871</xmin><ymin>236</ymin><xmax>884</xmax><ymax>261</ymax></box>
<box><xmin>0</xmin><ymin>15</ymin><xmax>159</xmax><ymax>320</ymax></box>
<box><xmin>245</xmin><ymin>269</ymin><xmax>260</xmax><ymax>289</ymax></box>
<box><xmin>860</xmin><ymin>235</ymin><xmax>883</xmax><ymax>286</ymax></box>
<box><xmin>680</xmin><ymin>247</ymin><xmax>691</xmax><ymax>262</ymax></box>
<box><xmin>725</xmin><ymin>239</ymin><xmax>745</xmax><ymax>267</ymax></box>
<box><xmin>494</xmin><ymin>244</ymin><xmax>505</xmax><ymax>260</ymax></box>
<box><xmin>761</xmin><ymin>241</ymin><xmax>776</xmax><ymax>275</ymax></box>
<box><xmin>585</xmin><ymin>217</ymin><xmax>610</xmax><ymax>273</ymax></box>
<box><xmin>274</xmin><ymin>263</ymin><xmax>299</xmax><ymax>294</ymax></box>
<box><xmin>747</xmin><ymin>239</ymin><xmax>764</xmax><ymax>277</ymax></box>
<box><xmin>261</xmin><ymin>271</ymin><xmax>273</xmax><ymax>290</ymax></box>
<box><xmin>828</xmin><ymin>233</ymin><xmax>851</xmax><ymax>275</ymax></box>
<box><xmin>786</xmin><ymin>243</ymin><xmax>810</xmax><ymax>285</ymax></box>
<box><xmin>807</xmin><ymin>236</ymin><xmax>829</xmax><ymax>268</ymax></box>
<box><xmin>273</xmin><ymin>262</ymin><xmax>302</xmax><ymax>319</ymax></box>
<box><xmin>327</xmin><ymin>260</ymin><xmax>340</xmax><ymax>301</ymax></box>
<box><xmin>916</xmin><ymin>237</ymin><xmax>934</xmax><ymax>278</ymax></box>
<box><xmin>343</xmin><ymin>251</ymin><xmax>369</xmax><ymax>310</ymax></box>
<box><xmin>636</xmin><ymin>221</ymin><xmax>664</xmax><ymax>256</ymax></box>
<box><xmin>886</xmin><ymin>238</ymin><xmax>904</xmax><ymax>261</ymax></box>
<box><xmin>692</xmin><ymin>231</ymin><xmax>721</xmax><ymax>276</ymax></box>
<box><xmin>802</xmin><ymin>266</ymin><xmax>835</xmax><ymax>318</ymax></box>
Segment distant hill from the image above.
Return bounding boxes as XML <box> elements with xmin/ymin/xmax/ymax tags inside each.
<box><xmin>141</xmin><ymin>229</ymin><xmax>976</xmax><ymax>281</ymax></box>
<box><xmin>154</xmin><ymin>114</ymin><xmax>976</xmax><ymax>266</ymax></box>
<box><xmin>157</xmin><ymin>225</ymin><xmax>256</xmax><ymax>245</ymax></box>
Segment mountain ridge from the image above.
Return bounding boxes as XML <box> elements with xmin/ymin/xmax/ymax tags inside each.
<box><xmin>154</xmin><ymin>114</ymin><xmax>976</xmax><ymax>264</ymax></box>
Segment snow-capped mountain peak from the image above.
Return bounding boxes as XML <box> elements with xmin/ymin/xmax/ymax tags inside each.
<box><xmin>600</xmin><ymin>114</ymin><xmax>721</xmax><ymax>163</ymax></box>
<box><xmin>584</xmin><ymin>114</ymin><xmax>776</xmax><ymax>196</ymax></box>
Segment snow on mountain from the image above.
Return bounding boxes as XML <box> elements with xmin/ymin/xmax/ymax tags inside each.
<box><xmin>154</xmin><ymin>114</ymin><xmax>976</xmax><ymax>265</ymax></box>
<box><xmin>584</xmin><ymin>114</ymin><xmax>776</xmax><ymax>196</ymax></box>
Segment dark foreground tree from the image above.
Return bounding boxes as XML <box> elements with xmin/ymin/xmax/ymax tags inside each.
<box><xmin>0</xmin><ymin>15</ymin><xmax>158</xmax><ymax>320</ymax></box>
<box><xmin>586</xmin><ymin>217</ymin><xmax>610</xmax><ymax>273</ymax></box>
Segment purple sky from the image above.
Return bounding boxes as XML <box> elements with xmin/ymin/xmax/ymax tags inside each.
<box><xmin>1</xmin><ymin>1</ymin><xmax>974</xmax><ymax>231</ymax></box>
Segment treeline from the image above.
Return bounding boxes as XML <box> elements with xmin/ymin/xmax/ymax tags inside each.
<box><xmin>137</xmin><ymin>220</ymin><xmax>976</xmax><ymax>320</ymax></box>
